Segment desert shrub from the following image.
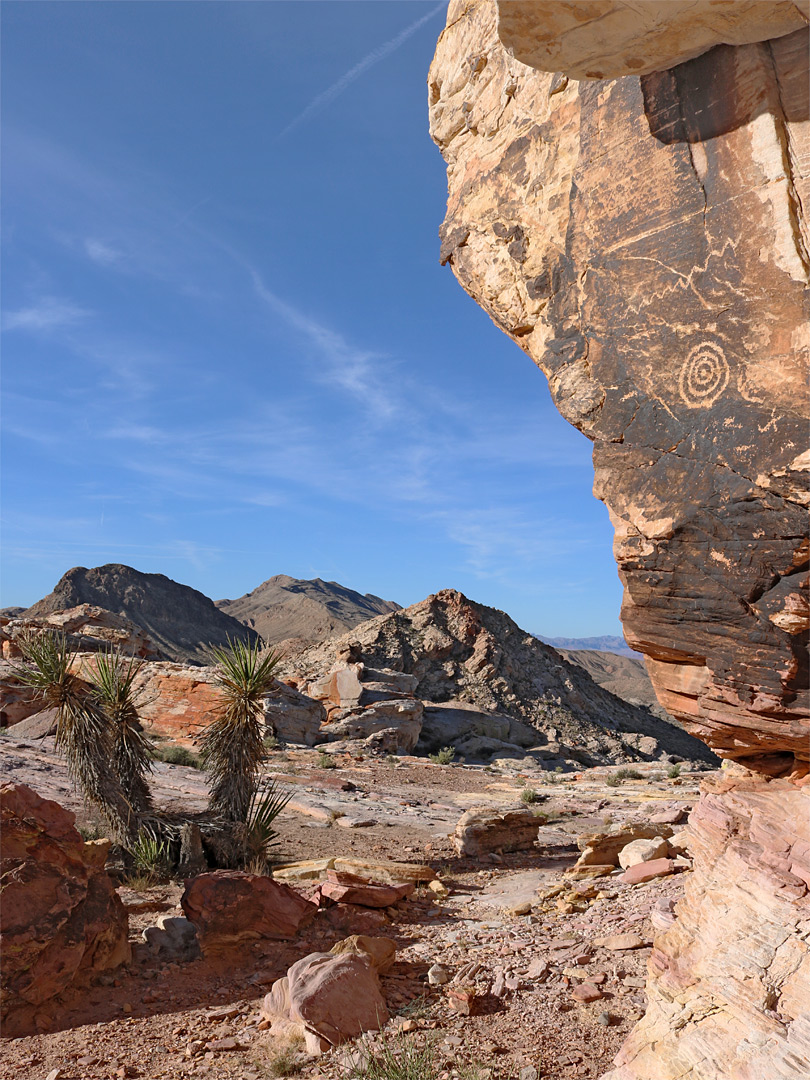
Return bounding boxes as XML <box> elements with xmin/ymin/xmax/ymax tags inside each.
<box><xmin>317</xmin><ymin>751</ymin><xmax>337</xmax><ymax>769</ymax></box>
<box><xmin>128</xmin><ymin>829</ymin><xmax>171</xmax><ymax>885</ymax></box>
<box><xmin>605</xmin><ymin>775</ymin><xmax>620</xmax><ymax>787</ymax></box>
<box><xmin>153</xmin><ymin>743</ymin><xmax>201</xmax><ymax>768</ymax></box>
<box><xmin>263</xmin><ymin>732</ymin><xmax>281</xmax><ymax>751</ymax></box>
<box><xmin>198</xmin><ymin>638</ymin><xmax>281</xmax><ymax>823</ymax></box>
<box><xmin>616</xmin><ymin>767</ymin><xmax>643</xmax><ymax>781</ymax></box>
<box><xmin>428</xmin><ymin>746</ymin><xmax>455</xmax><ymax>765</ymax></box>
<box><xmin>520</xmin><ymin>787</ymin><xmax>539</xmax><ymax>804</ymax></box>
<box><xmin>238</xmin><ymin>776</ymin><xmax>292</xmax><ymax>873</ymax></box>
<box><xmin>532</xmin><ymin>809</ymin><xmax>548</xmax><ymax>822</ymax></box>
<box><xmin>667</xmin><ymin>764</ymin><xmax>682</xmax><ymax>778</ymax></box>
<box><xmin>349</xmin><ymin>1032</ymin><xmax>439</xmax><ymax>1080</ymax></box>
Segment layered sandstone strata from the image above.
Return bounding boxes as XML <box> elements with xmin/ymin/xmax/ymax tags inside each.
<box><xmin>428</xmin><ymin>3</ymin><xmax>809</xmax><ymax>1077</ymax></box>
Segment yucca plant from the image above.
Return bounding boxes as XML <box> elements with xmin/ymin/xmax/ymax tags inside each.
<box><xmin>240</xmin><ymin>776</ymin><xmax>292</xmax><ymax>873</ymax></box>
<box><xmin>198</xmin><ymin>637</ymin><xmax>281</xmax><ymax>823</ymax></box>
<box><xmin>11</xmin><ymin>631</ymin><xmax>139</xmax><ymax>844</ymax></box>
<box><xmin>88</xmin><ymin>649</ymin><xmax>153</xmax><ymax>816</ymax></box>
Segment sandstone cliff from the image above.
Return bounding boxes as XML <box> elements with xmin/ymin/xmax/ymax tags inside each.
<box><xmin>23</xmin><ymin>565</ymin><xmax>257</xmax><ymax>665</ymax></box>
<box><xmin>428</xmin><ymin>3</ymin><xmax>809</xmax><ymax>1077</ymax></box>
<box><xmin>429</xmin><ymin>0</ymin><xmax>808</xmax><ymax>780</ymax></box>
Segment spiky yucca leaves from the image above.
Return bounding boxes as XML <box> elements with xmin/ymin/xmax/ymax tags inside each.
<box><xmin>12</xmin><ymin>631</ymin><xmax>139</xmax><ymax>844</ymax></box>
<box><xmin>88</xmin><ymin>650</ymin><xmax>153</xmax><ymax>816</ymax></box>
<box><xmin>239</xmin><ymin>776</ymin><xmax>292</xmax><ymax>873</ymax></box>
<box><xmin>199</xmin><ymin>638</ymin><xmax>280</xmax><ymax>823</ymax></box>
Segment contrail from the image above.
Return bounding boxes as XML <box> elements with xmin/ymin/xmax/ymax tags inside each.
<box><xmin>276</xmin><ymin>2</ymin><xmax>445</xmax><ymax>140</ymax></box>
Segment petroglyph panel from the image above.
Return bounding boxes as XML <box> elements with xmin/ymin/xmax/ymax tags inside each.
<box><xmin>430</xmin><ymin>3</ymin><xmax>809</xmax><ymax>773</ymax></box>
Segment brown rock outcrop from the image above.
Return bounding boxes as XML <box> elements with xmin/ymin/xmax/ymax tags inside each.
<box><xmin>429</xmin><ymin>4</ymin><xmax>809</xmax><ymax>1077</ymax></box>
<box><xmin>0</xmin><ymin>782</ymin><xmax>130</xmax><ymax>1035</ymax></box>
<box><xmin>216</xmin><ymin>574</ymin><xmax>400</xmax><ymax>645</ymax></box>
<box><xmin>429</xmin><ymin>2</ymin><xmax>808</xmax><ymax>778</ymax></box>
<box><xmin>23</xmin><ymin>563</ymin><xmax>257</xmax><ymax>664</ymax></box>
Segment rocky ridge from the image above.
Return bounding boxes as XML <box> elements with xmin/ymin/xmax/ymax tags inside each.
<box><xmin>282</xmin><ymin>589</ymin><xmax>716</xmax><ymax>766</ymax></box>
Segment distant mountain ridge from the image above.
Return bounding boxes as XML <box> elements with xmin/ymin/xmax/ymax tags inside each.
<box><xmin>216</xmin><ymin>575</ymin><xmax>400</xmax><ymax>646</ymax></box>
<box><xmin>22</xmin><ymin>564</ymin><xmax>256</xmax><ymax>665</ymax></box>
<box><xmin>536</xmin><ymin>634</ymin><xmax>638</xmax><ymax>658</ymax></box>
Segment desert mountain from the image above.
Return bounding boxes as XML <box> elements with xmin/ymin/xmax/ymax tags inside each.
<box><xmin>536</xmin><ymin>634</ymin><xmax>637</xmax><ymax>658</ymax></box>
<box><xmin>556</xmin><ymin>649</ymin><xmax>674</xmax><ymax>722</ymax></box>
<box><xmin>216</xmin><ymin>574</ymin><xmax>400</xmax><ymax>646</ymax></box>
<box><xmin>282</xmin><ymin>589</ymin><xmax>717</xmax><ymax>766</ymax></box>
<box><xmin>23</xmin><ymin>564</ymin><xmax>256</xmax><ymax>665</ymax></box>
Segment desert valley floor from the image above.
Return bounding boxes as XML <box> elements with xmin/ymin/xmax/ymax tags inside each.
<box><xmin>1</xmin><ymin>735</ymin><xmax>707</xmax><ymax>1080</ymax></box>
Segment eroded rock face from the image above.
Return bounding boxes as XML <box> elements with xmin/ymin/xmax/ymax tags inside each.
<box><xmin>429</xmin><ymin>4</ymin><xmax>809</xmax><ymax>1076</ymax></box>
<box><xmin>604</xmin><ymin>766</ymin><xmax>810</xmax><ymax>1079</ymax></box>
<box><xmin>0</xmin><ymin>782</ymin><xmax>130</xmax><ymax>1036</ymax></box>
<box><xmin>429</xmin><ymin>1</ymin><xmax>809</xmax><ymax>778</ymax></box>
<box><xmin>496</xmin><ymin>1</ymin><xmax>808</xmax><ymax>79</ymax></box>
<box><xmin>133</xmin><ymin>662</ymin><xmax>324</xmax><ymax>746</ymax></box>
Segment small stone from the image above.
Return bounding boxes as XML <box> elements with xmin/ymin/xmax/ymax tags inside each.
<box><xmin>400</xmin><ymin>1019</ymin><xmax>418</xmax><ymax>1033</ymax></box>
<box><xmin>597</xmin><ymin>1011</ymin><xmax>612</xmax><ymax>1026</ymax></box>
<box><xmin>526</xmin><ymin>958</ymin><xmax>549</xmax><ymax>980</ymax></box>
<box><xmin>206</xmin><ymin>1037</ymin><xmax>244</xmax><ymax>1052</ymax></box>
<box><xmin>619</xmin><ymin>858</ymin><xmax>675</xmax><ymax>885</ymax></box>
<box><xmin>520</xmin><ymin>1067</ymin><xmax>539</xmax><ymax>1080</ymax></box>
<box><xmin>508</xmin><ymin>901</ymin><xmax>533</xmax><ymax>916</ymax></box>
<box><xmin>571</xmin><ymin>982</ymin><xmax>603</xmax><ymax>1003</ymax></box>
<box><xmin>45</xmin><ymin>1071</ymin><xmax>62</xmax><ymax>1080</ymax></box>
<box><xmin>428</xmin><ymin>964</ymin><xmax>450</xmax><ymax>985</ymax></box>
<box><xmin>597</xmin><ymin>933</ymin><xmax>649</xmax><ymax>951</ymax></box>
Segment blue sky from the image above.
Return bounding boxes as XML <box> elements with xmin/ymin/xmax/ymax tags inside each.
<box><xmin>1</xmin><ymin>0</ymin><xmax>623</xmax><ymax>637</ymax></box>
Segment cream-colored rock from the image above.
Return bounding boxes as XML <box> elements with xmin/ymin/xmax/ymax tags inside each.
<box><xmin>617</xmin><ymin>836</ymin><xmax>670</xmax><ymax>869</ymax></box>
<box><xmin>573</xmin><ymin>823</ymin><xmax>674</xmax><ymax>869</ymax></box>
<box><xmin>604</xmin><ymin>771</ymin><xmax>810</xmax><ymax>1080</ymax></box>
<box><xmin>496</xmin><ymin>1</ymin><xmax>808</xmax><ymax>80</ymax></box>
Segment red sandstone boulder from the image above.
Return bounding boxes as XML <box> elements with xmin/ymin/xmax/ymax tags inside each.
<box><xmin>262</xmin><ymin>951</ymin><xmax>389</xmax><ymax>1054</ymax></box>
<box><xmin>321</xmin><ymin>870</ymin><xmax>414</xmax><ymax>908</ymax></box>
<box><xmin>619</xmin><ymin>858</ymin><xmax>676</xmax><ymax>885</ymax></box>
<box><xmin>0</xmin><ymin>782</ymin><xmax>130</xmax><ymax>1035</ymax></box>
<box><xmin>180</xmin><ymin>871</ymin><xmax>316</xmax><ymax>955</ymax></box>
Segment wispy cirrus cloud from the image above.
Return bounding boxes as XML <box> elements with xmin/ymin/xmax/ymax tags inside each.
<box><xmin>276</xmin><ymin>2</ymin><xmax>445</xmax><ymax>140</ymax></box>
<box><xmin>3</xmin><ymin>296</ymin><xmax>91</xmax><ymax>332</ymax></box>
<box><xmin>84</xmin><ymin>238</ymin><xmax>122</xmax><ymax>265</ymax></box>
<box><xmin>250</xmin><ymin>270</ymin><xmax>399</xmax><ymax>419</ymax></box>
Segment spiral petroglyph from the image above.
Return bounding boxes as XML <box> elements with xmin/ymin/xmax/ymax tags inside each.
<box><xmin>678</xmin><ymin>341</ymin><xmax>730</xmax><ymax>409</ymax></box>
